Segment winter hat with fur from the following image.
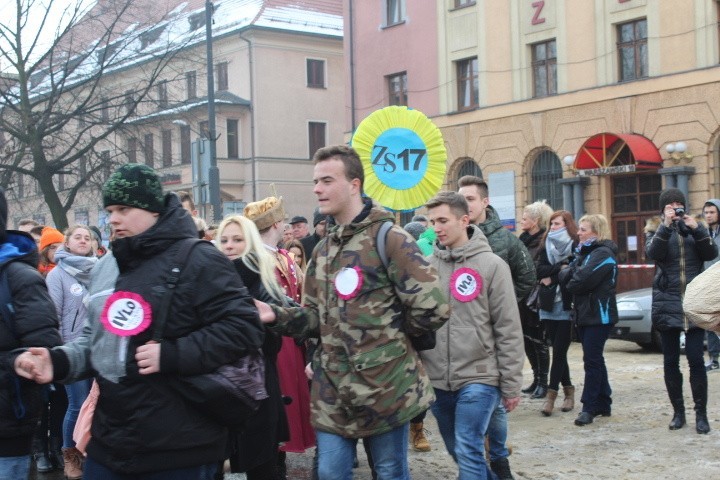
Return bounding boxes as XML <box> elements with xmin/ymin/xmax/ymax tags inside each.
<box><xmin>244</xmin><ymin>196</ymin><xmax>285</xmax><ymax>231</ymax></box>
<box><xmin>659</xmin><ymin>188</ymin><xmax>686</xmax><ymax>211</ymax></box>
<box><xmin>102</xmin><ymin>163</ymin><xmax>165</xmax><ymax>213</ymax></box>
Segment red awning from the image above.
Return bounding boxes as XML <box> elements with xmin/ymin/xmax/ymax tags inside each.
<box><xmin>574</xmin><ymin>133</ymin><xmax>662</xmax><ymax>171</ymax></box>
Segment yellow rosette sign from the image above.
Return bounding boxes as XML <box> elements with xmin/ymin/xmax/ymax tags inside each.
<box><xmin>351</xmin><ymin>106</ymin><xmax>447</xmax><ymax>211</ymax></box>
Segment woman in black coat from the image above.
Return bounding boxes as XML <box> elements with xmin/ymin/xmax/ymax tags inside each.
<box><xmin>559</xmin><ymin>214</ymin><xmax>618</xmax><ymax>427</ymax></box>
<box><xmin>646</xmin><ymin>188</ymin><xmax>718</xmax><ymax>434</ymax></box>
<box><xmin>217</xmin><ymin>215</ymin><xmax>290</xmax><ymax>480</ymax></box>
<box><xmin>518</xmin><ymin>201</ymin><xmax>553</xmax><ymax>399</ymax></box>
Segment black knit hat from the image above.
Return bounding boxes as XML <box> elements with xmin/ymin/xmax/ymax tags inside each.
<box><xmin>102</xmin><ymin>164</ymin><xmax>165</xmax><ymax>213</ymax></box>
<box><xmin>659</xmin><ymin>188</ymin><xmax>686</xmax><ymax>211</ymax></box>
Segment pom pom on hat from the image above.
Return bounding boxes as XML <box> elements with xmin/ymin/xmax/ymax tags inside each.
<box><xmin>244</xmin><ymin>197</ymin><xmax>285</xmax><ymax>231</ymax></box>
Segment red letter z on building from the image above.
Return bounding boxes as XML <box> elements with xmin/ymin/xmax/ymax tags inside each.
<box><xmin>531</xmin><ymin>1</ymin><xmax>546</xmax><ymax>25</ymax></box>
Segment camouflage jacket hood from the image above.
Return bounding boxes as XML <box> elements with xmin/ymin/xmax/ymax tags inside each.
<box><xmin>271</xmin><ymin>204</ymin><xmax>450</xmax><ymax>437</ymax></box>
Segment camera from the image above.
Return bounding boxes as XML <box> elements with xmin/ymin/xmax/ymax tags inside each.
<box><xmin>673</xmin><ymin>207</ymin><xmax>685</xmax><ymax>218</ymax></box>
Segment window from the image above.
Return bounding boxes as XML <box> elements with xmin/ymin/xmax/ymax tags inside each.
<box><xmin>454</xmin><ymin>0</ymin><xmax>475</xmax><ymax>7</ymax></box>
<box><xmin>307</xmin><ymin>59</ymin><xmax>325</xmax><ymax>88</ymax></box>
<box><xmin>58</xmin><ymin>172</ymin><xmax>65</xmax><ymax>191</ymax></box>
<box><xmin>385</xmin><ymin>0</ymin><xmax>405</xmax><ymax>26</ymax></box>
<box><xmin>162</xmin><ymin>130</ymin><xmax>172</xmax><ymax>167</ymax></box>
<box><xmin>199</xmin><ymin>121</ymin><xmax>209</xmax><ymax>139</ymax></box>
<box><xmin>157</xmin><ymin>80</ymin><xmax>168</xmax><ymax>109</ymax></box>
<box><xmin>127</xmin><ymin>137</ymin><xmax>137</xmax><ymax>163</ymax></box>
<box><xmin>144</xmin><ymin>133</ymin><xmax>154</xmax><ymax>168</ymax></box>
<box><xmin>124</xmin><ymin>90</ymin><xmax>135</xmax><ymax>115</ymax></box>
<box><xmin>186</xmin><ymin>71</ymin><xmax>197</xmax><ymax>100</ymax></box>
<box><xmin>617</xmin><ymin>18</ymin><xmax>648</xmax><ymax>81</ymax></box>
<box><xmin>227</xmin><ymin>119</ymin><xmax>239</xmax><ymax>158</ymax></box>
<box><xmin>308</xmin><ymin>122</ymin><xmax>326</xmax><ymax>159</ymax></box>
<box><xmin>216</xmin><ymin>62</ymin><xmax>228</xmax><ymax>91</ymax></box>
<box><xmin>456</xmin><ymin>57</ymin><xmax>479</xmax><ymax>111</ymax></box>
<box><xmin>180</xmin><ymin>125</ymin><xmax>191</xmax><ymax>165</ymax></box>
<box><xmin>100</xmin><ymin>150</ymin><xmax>111</xmax><ymax>180</ymax></box>
<box><xmin>532</xmin><ymin>39</ymin><xmax>557</xmax><ymax>97</ymax></box>
<box><xmin>457</xmin><ymin>159</ymin><xmax>482</xmax><ymax>180</ymax></box>
<box><xmin>387</xmin><ymin>72</ymin><xmax>407</xmax><ymax>106</ymax></box>
<box><xmin>530</xmin><ymin>150</ymin><xmax>563</xmax><ymax>209</ymax></box>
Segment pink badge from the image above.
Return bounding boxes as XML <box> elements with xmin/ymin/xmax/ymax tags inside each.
<box><xmin>334</xmin><ymin>266</ymin><xmax>364</xmax><ymax>300</ymax></box>
<box><xmin>450</xmin><ymin>267</ymin><xmax>483</xmax><ymax>302</ymax></box>
<box><xmin>100</xmin><ymin>291</ymin><xmax>153</xmax><ymax>337</ymax></box>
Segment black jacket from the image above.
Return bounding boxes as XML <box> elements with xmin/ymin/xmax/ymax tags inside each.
<box><xmin>0</xmin><ymin>231</ymin><xmax>61</xmax><ymax>457</ymax></box>
<box><xmin>229</xmin><ymin>256</ymin><xmax>289</xmax><ymax>472</ymax></box>
<box><xmin>646</xmin><ymin>220</ymin><xmax>718</xmax><ymax>331</ymax></box>
<box><xmin>77</xmin><ymin>196</ymin><xmax>264</xmax><ymax>474</ymax></box>
<box><xmin>559</xmin><ymin>240</ymin><xmax>619</xmax><ymax>327</ymax></box>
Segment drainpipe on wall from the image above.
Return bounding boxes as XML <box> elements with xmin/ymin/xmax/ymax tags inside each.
<box><xmin>239</xmin><ymin>33</ymin><xmax>257</xmax><ymax>201</ymax></box>
<box><xmin>349</xmin><ymin>0</ymin><xmax>356</xmax><ymax>133</ymax></box>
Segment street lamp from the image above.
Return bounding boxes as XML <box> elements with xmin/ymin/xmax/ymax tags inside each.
<box><xmin>205</xmin><ymin>0</ymin><xmax>222</xmax><ymax>222</ymax></box>
<box><xmin>665</xmin><ymin>141</ymin><xmax>693</xmax><ymax>164</ymax></box>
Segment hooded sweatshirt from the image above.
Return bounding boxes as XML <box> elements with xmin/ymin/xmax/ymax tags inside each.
<box><xmin>421</xmin><ymin>225</ymin><xmax>524</xmax><ymax>398</ymax></box>
<box><xmin>704</xmin><ymin>199</ymin><xmax>720</xmax><ymax>270</ymax></box>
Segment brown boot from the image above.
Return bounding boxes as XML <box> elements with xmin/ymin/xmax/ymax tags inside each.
<box><xmin>62</xmin><ymin>447</ymin><xmax>83</xmax><ymax>480</ymax></box>
<box><xmin>561</xmin><ymin>386</ymin><xmax>575</xmax><ymax>412</ymax></box>
<box><xmin>542</xmin><ymin>389</ymin><xmax>558</xmax><ymax>417</ymax></box>
<box><xmin>410</xmin><ymin>422</ymin><xmax>431</xmax><ymax>452</ymax></box>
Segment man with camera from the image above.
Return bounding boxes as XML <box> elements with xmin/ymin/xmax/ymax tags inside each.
<box><xmin>646</xmin><ymin>188</ymin><xmax>718</xmax><ymax>434</ymax></box>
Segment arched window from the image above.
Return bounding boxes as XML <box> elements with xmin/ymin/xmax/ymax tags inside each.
<box><xmin>457</xmin><ymin>159</ymin><xmax>482</xmax><ymax>181</ymax></box>
<box><xmin>531</xmin><ymin>150</ymin><xmax>563</xmax><ymax>209</ymax></box>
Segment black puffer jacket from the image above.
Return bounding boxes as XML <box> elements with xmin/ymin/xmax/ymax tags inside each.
<box><xmin>0</xmin><ymin>231</ymin><xmax>61</xmax><ymax>457</ymax></box>
<box><xmin>646</xmin><ymin>220</ymin><xmax>718</xmax><ymax>331</ymax></box>
<box><xmin>559</xmin><ymin>240</ymin><xmax>619</xmax><ymax>327</ymax></box>
<box><xmin>69</xmin><ymin>195</ymin><xmax>264</xmax><ymax>474</ymax></box>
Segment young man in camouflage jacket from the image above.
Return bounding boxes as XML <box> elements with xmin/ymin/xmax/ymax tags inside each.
<box><xmin>255</xmin><ymin>145</ymin><xmax>450</xmax><ymax>480</ymax></box>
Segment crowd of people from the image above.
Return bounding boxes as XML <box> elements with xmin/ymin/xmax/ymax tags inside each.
<box><xmin>0</xmin><ymin>147</ymin><xmax>718</xmax><ymax>480</ymax></box>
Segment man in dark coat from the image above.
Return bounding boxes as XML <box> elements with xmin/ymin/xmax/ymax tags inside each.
<box><xmin>15</xmin><ymin>165</ymin><xmax>264</xmax><ymax>478</ymax></box>
<box><xmin>0</xmin><ymin>188</ymin><xmax>62</xmax><ymax>479</ymax></box>
<box><xmin>300</xmin><ymin>208</ymin><xmax>327</xmax><ymax>257</ymax></box>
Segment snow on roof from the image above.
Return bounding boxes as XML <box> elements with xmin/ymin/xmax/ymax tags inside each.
<box><xmin>25</xmin><ymin>0</ymin><xmax>342</xmax><ymax>95</ymax></box>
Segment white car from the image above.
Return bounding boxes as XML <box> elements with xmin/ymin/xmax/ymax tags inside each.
<box><xmin>612</xmin><ymin>288</ymin><xmax>661</xmax><ymax>351</ymax></box>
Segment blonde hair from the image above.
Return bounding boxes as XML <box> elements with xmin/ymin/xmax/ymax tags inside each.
<box><xmin>578</xmin><ymin>214</ymin><xmax>611</xmax><ymax>241</ymax></box>
<box><xmin>523</xmin><ymin>200</ymin><xmax>554</xmax><ymax>230</ymax></box>
<box><xmin>216</xmin><ymin>215</ymin><xmax>285</xmax><ymax>303</ymax></box>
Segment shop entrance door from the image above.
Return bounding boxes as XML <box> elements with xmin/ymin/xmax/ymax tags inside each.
<box><xmin>611</xmin><ymin>173</ymin><xmax>662</xmax><ymax>292</ymax></box>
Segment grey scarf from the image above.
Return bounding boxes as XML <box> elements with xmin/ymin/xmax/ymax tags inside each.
<box><xmin>546</xmin><ymin>227</ymin><xmax>573</xmax><ymax>265</ymax></box>
<box><xmin>55</xmin><ymin>246</ymin><xmax>97</xmax><ymax>287</ymax></box>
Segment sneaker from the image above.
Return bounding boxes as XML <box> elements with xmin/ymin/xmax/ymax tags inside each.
<box><xmin>489</xmin><ymin>457</ymin><xmax>515</xmax><ymax>480</ymax></box>
<box><xmin>705</xmin><ymin>361</ymin><xmax>719</xmax><ymax>372</ymax></box>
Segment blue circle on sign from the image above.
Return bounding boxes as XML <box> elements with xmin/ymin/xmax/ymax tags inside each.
<box><xmin>371</xmin><ymin>128</ymin><xmax>428</xmax><ymax>190</ymax></box>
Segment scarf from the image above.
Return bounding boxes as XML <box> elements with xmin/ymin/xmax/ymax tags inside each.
<box><xmin>575</xmin><ymin>237</ymin><xmax>598</xmax><ymax>254</ymax></box>
<box><xmin>55</xmin><ymin>246</ymin><xmax>97</xmax><ymax>288</ymax></box>
<box><xmin>546</xmin><ymin>227</ymin><xmax>573</xmax><ymax>264</ymax></box>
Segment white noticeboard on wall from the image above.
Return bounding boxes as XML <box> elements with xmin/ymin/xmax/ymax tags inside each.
<box><xmin>488</xmin><ymin>171</ymin><xmax>517</xmax><ymax>231</ymax></box>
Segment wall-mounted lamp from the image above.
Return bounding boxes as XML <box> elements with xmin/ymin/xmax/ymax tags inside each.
<box><xmin>665</xmin><ymin>142</ymin><xmax>692</xmax><ymax>164</ymax></box>
<box><xmin>563</xmin><ymin>154</ymin><xmax>576</xmax><ymax>172</ymax></box>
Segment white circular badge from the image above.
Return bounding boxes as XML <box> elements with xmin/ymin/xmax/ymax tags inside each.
<box><xmin>70</xmin><ymin>283</ymin><xmax>83</xmax><ymax>297</ymax></box>
<box><xmin>334</xmin><ymin>267</ymin><xmax>363</xmax><ymax>300</ymax></box>
<box><xmin>101</xmin><ymin>291</ymin><xmax>152</xmax><ymax>337</ymax></box>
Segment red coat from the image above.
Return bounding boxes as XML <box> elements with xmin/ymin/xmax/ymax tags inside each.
<box><xmin>274</xmin><ymin>248</ymin><xmax>315</xmax><ymax>452</ymax></box>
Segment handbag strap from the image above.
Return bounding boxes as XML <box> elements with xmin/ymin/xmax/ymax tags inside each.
<box><xmin>151</xmin><ymin>238</ymin><xmax>209</xmax><ymax>342</ymax></box>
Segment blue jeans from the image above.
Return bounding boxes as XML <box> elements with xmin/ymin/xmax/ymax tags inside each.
<box><xmin>63</xmin><ymin>378</ymin><xmax>92</xmax><ymax>448</ymax></box>
<box><xmin>84</xmin><ymin>457</ymin><xmax>217</xmax><ymax>479</ymax></box>
<box><xmin>486</xmin><ymin>403</ymin><xmax>509</xmax><ymax>461</ymax></box>
<box><xmin>577</xmin><ymin>324</ymin><xmax>612</xmax><ymax>413</ymax></box>
<box><xmin>316</xmin><ymin>423</ymin><xmax>410</xmax><ymax>480</ymax></box>
<box><xmin>432</xmin><ymin>383</ymin><xmax>501</xmax><ymax>480</ymax></box>
<box><xmin>707</xmin><ymin>331</ymin><xmax>720</xmax><ymax>359</ymax></box>
<box><xmin>0</xmin><ymin>455</ymin><xmax>31</xmax><ymax>479</ymax></box>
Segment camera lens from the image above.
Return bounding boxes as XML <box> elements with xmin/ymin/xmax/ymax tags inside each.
<box><xmin>674</xmin><ymin>208</ymin><xmax>685</xmax><ymax>217</ymax></box>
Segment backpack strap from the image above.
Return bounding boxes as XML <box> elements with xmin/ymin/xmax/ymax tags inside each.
<box><xmin>376</xmin><ymin>221</ymin><xmax>394</xmax><ymax>270</ymax></box>
<box><xmin>151</xmin><ymin>238</ymin><xmax>208</xmax><ymax>342</ymax></box>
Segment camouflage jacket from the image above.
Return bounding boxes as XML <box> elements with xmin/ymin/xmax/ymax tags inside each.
<box><xmin>271</xmin><ymin>205</ymin><xmax>450</xmax><ymax>437</ymax></box>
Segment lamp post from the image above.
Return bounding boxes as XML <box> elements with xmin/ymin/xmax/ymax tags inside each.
<box><xmin>205</xmin><ymin>0</ymin><xmax>222</xmax><ymax>222</ymax></box>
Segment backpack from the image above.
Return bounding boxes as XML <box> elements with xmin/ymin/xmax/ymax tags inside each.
<box><xmin>376</xmin><ymin>221</ymin><xmax>436</xmax><ymax>351</ymax></box>
<box><xmin>0</xmin><ymin>263</ymin><xmax>28</xmax><ymax>419</ymax></box>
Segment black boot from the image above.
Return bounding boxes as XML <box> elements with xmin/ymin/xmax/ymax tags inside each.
<box><xmin>665</xmin><ymin>370</ymin><xmax>685</xmax><ymax>430</ymax></box>
<box><xmin>531</xmin><ymin>373</ymin><xmax>548</xmax><ymax>399</ymax></box>
<box><xmin>490</xmin><ymin>457</ymin><xmax>515</xmax><ymax>480</ymax></box>
<box><xmin>691</xmin><ymin>379</ymin><xmax>710</xmax><ymax>434</ymax></box>
<box><xmin>522</xmin><ymin>336</ymin><xmax>539</xmax><ymax>394</ymax></box>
